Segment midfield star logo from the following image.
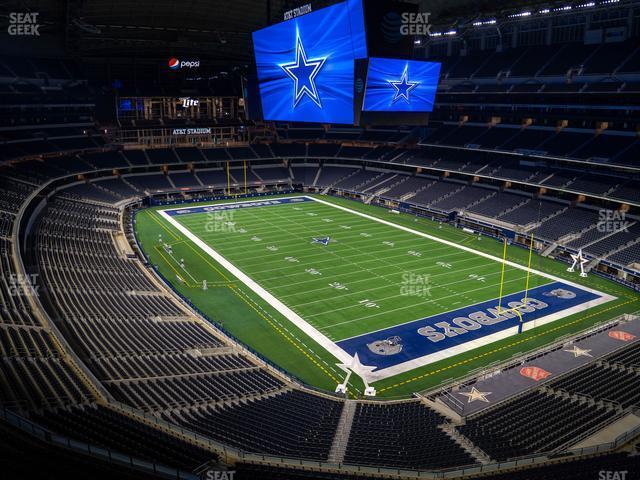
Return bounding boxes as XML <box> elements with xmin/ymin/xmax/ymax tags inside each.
<box><xmin>312</xmin><ymin>236</ymin><xmax>330</xmax><ymax>246</ymax></box>
<box><xmin>388</xmin><ymin>64</ymin><xmax>418</xmax><ymax>103</ymax></box>
<box><xmin>280</xmin><ymin>33</ymin><xmax>326</xmax><ymax>108</ymax></box>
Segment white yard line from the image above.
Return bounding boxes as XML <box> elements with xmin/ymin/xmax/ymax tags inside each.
<box><xmin>278</xmin><ymin>258</ymin><xmax>515</xmax><ymax>299</ymax></box>
<box><xmin>235</xmin><ymin>237</ymin><xmax>449</xmax><ymax>271</ymax></box>
<box><xmin>307</xmin><ymin>196</ymin><xmax>615</xmax><ymax>297</ymax></box>
<box><xmin>272</xmin><ymin>254</ymin><xmax>491</xmax><ymax>298</ymax></box>
<box><xmin>265</xmin><ymin>250</ymin><xmax>489</xmax><ymax>289</ymax></box>
<box><xmin>316</xmin><ymin>274</ymin><xmax>530</xmax><ymax>328</ymax></box>
<box><xmin>290</xmin><ymin>265</ymin><xmax>528</xmax><ymax>309</ymax></box>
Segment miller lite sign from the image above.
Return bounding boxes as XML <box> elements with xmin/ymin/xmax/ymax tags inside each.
<box><xmin>179</xmin><ymin>97</ymin><xmax>199</xmax><ymax>108</ymax></box>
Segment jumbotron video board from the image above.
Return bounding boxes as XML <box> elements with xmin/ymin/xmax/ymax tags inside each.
<box><xmin>252</xmin><ymin>0</ymin><xmax>437</xmax><ymax>125</ymax></box>
<box><xmin>362</xmin><ymin>58</ymin><xmax>440</xmax><ymax>112</ymax></box>
<box><xmin>252</xmin><ymin>0</ymin><xmax>367</xmax><ymax>124</ymax></box>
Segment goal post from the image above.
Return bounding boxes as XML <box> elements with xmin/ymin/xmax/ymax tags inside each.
<box><xmin>497</xmin><ymin>238</ymin><xmax>508</xmax><ymax>313</ymax></box>
<box><xmin>523</xmin><ymin>232</ymin><xmax>535</xmax><ymax>305</ymax></box>
<box><xmin>243</xmin><ymin>159</ymin><xmax>247</xmax><ymax>195</ymax></box>
<box><xmin>226</xmin><ymin>160</ymin><xmax>248</xmax><ymax>196</ymax></box>
<box><xmin>495</xmin><ymin>236</ymin><xmax>529</xmax><ymax>329</ymax></box>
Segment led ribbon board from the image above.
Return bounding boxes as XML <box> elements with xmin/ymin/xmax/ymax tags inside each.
<box><xmin>252</xmin><ymin>0</ymin><xmax>366</xmax><ymax>124</ymax></box>
<box><xmin>363</xmin><ymin>58</ymin><xmax>440</xmax><ymax>112</ymax></box>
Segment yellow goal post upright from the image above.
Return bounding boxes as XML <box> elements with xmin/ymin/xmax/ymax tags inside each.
<box><xmin>495</xmin><ymin>233</ymin><xmax>537</xmax><ymax>332</ymax></box>
<box><xmin>496</xmin><ymin>235</ymin><xmax>535</xmax><ymax>330</ymax></box>
<box><xmin>243</xmin><ymin>160</ymin><xmax>247</xmax><ymax>195</ymax></box>
<box><xmin>523</xmin><ymin>232</ymin><xmax>535</xmax><ymax>305</ymax></box>
<box><xmin>225</xmin><ymin>160</ymin><xmax>248</xmax><ymax>196</ymax></box>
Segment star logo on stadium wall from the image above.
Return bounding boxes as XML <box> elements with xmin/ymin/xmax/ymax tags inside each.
<box><xmin>563</xmin><ymin>345</ymin><xmax>593</xmax><ymax>358</ymax></box>
<box><xmin>280</xmin><ymin>33</ymin><xmax>326</xmax><ymax>108</ymax></box>
<box><xmin>458</xmin><ymin>387</ymin><xmax>492</xmax><ymax>403</ymax></box>
<box><xmin>388</xmin><ymin>64</ymin><xmax>419</xmax><ymax>104</ymax></box>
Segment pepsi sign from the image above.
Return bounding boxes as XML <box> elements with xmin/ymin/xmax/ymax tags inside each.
<box><xmin>168</xmin><ymin>58</ymin><xmax>200</xmax><ymax>69</ymax></box>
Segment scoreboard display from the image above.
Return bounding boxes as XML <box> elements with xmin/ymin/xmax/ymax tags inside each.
<box><xmin>252</xmin><ymin>0</ymin><xmax>439</xmax><ymax>125</ymax></box>
<box><xmin>362</xmin><ymin>58</ymin><xmax>440</xmax><ymax>112</ymax></box>
<box><xmin>252</xmin><ymin>0</ymin><xmax>366</xmax><ymax>124</ymax></box>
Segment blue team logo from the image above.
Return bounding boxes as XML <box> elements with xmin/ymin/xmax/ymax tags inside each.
<box><xmin>388</xmin><ymin>64</ymin><xmax>419</xmax><ymax>104</ymax></box>
<box><xmin>280</xmin><ymin>33</ymin><xmax>326</xmax><ymax>108</ymax></box>
<box><xmin>312</xmin><ymin>236</ymin><xmax>330</xmax><ymax>246</ymax></box>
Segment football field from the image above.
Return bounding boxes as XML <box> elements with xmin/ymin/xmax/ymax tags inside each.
<box><xmin>154</xmin><ymin>195</ymin><xmax>615</xmax><ymax>385</ymax></box>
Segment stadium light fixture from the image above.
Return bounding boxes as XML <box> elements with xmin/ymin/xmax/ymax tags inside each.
<box><xmin>473</xmin><ymin>19</ymin><xmax>497</xmax><ymax>27</ymax></box>
<box><xmin>508</xmin><ymin>11</ymin><xmax>532</xmax><ymax>18</ymax></box>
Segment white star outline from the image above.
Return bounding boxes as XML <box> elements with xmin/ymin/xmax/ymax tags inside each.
<box><xmin>458</xmin><ymin>386</ymin><xmax>492</xmax><ymax>404</ymax></box>
<box><xmin>280</xmin><ymin>31</ymin><xmax>326</xmax><ymax>109</ymax></box>
<box><xmin>388</xmin><ymin>64</ymin><xmax>419</xmax><ymax>104</ymax></box>
<box><xmin>568</xmin><ymin>249</ymin><xmax>589</xmax><ymax>277</ymax></box>
<box><xmin>564</xmin><ymin>345</ymin><xmax>593</xmax><ymax>358</ymax></box>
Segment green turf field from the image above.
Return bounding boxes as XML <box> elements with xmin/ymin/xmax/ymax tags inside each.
<box><xmin>135</xmin><ymin>194</ymin><xmax>640</xmax><ymax>399</ymax></box>
<box><xmin>163</xmin><ymin>197</ymin><xmax>551</xmax><ymax>341</ymax></box>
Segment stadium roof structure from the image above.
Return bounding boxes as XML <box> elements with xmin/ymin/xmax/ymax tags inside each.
<box><xmin>2</xmin><ymin>0</ymin><xmax>612</xmax><ymax>60</ymax></box>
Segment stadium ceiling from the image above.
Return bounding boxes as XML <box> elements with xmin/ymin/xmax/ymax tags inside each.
<box><xmin>62</xmin><ymin>0</ymin><xmax>296</xmax><ymax>61</ymax></box>
<box><xmin>2</xmin><ymin>0</ymin><xmax>617</xmax><ymax>60</ymax></box>
<box><xmin>4</xmin><ymin>0</ymin><xmax>414</xmax><ymax>61</ymax></box>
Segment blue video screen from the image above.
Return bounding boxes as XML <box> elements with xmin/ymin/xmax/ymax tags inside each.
<box><xmin>252</xmin><ymin>0</ymin><xmax>366</xmax><ymax>124</ymax></box>
<box><xmin>363</xmin><ymin>58</ymin><xmax>441</xmax><ymax>112</ymax></box>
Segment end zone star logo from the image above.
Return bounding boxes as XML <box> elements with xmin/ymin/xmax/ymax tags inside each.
<box><xmin>459</xmin><ymin>386</ymin><xmax>492</xmax><ymax>403</ymax></box>
<box><xmin>389</xmin><ymin>64</ymin><xmax>419</xmax><ymax>104</ymax></box>
<box><xmin>281</xmin><ymin>33</ymin><xmax>326</xmax><ymax>108</ymax></box>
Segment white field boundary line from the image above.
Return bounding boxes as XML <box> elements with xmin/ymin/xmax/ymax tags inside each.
<box><xmin>158</xmin><ymin>195</ymin><xmax>617</xmax><ymax>384</ymax></box>
<box><xmin>158</xmin><ymin>201</ymin><xmax>356</xmax><ymax>372</ymax></box>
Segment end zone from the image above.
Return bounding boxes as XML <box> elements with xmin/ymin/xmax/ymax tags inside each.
<box><xmin>337</xmin><ymin>281</ymin><xmax>615</xmax><ymax>382</ymax></box>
